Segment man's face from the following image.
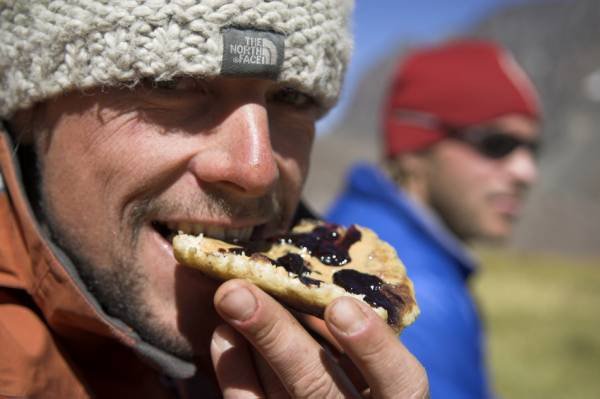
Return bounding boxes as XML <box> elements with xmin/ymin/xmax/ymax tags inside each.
<box><xmin>419</xmin><ymin>114</ymin><xmax>539</xmax><ymax>242</ymax></box>
<box><xmin>32</xmin><ymin>77</ymin><xmax>318</xmax><ymax>360</ymax></box>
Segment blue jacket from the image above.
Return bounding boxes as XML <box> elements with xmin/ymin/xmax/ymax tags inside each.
<box><xmin>326</xmin><ymin>163</ymin><xmax>493</xmax><ymax>399</ymax></box>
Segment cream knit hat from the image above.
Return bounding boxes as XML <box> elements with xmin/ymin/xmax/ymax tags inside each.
<box><xmin>0</xmin><ymin>0</ymin><xmax>353</xmax><ymax>119</ymax></box>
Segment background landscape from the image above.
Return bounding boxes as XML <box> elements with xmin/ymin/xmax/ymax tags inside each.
<box><xmin>304</xmin><ymin>0</ymin><xmax>600</xmax><ymax>397</ymax></box>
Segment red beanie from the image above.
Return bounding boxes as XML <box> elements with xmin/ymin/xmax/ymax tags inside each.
<box><xmin>383</xmin><ymin>40</ymin><xmax>541</xmax><ymax>158</ymax></box>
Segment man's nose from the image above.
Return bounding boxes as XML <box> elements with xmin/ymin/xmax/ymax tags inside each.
<box><xmin>188</xmin><ymin>102</ymin><xmax>279</xmax><ymax>196</ymax></box>
<box><xmin>505</xmin><ymin>148</ymin><xmax>538</xmax><ymax>187</ymax></box>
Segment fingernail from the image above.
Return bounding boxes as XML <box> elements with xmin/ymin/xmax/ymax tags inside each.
<box><xmin>212</xmin><ymin>329</ymin><xmax>234</xmax><ymax>353</ymax></box>
<box><xmin>329</xmin><ymin>298</ymin><xmax>367</xmax><ymax>335</ymax></box>
<box><xmin>218</xmin><ymin>287</ymin><xmax>257</xmax><ymax>322</ymax></box>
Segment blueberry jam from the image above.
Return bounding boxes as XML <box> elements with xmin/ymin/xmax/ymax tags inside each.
<box><xmin>226</xmin><ymin>248</ymin><xmax>322</xmax><ymax>287</ymax></box>
<box><xmin>332</xmin><ymin>269</ymin><xmax>408</xmax><ymax>326</ymax></box>
<box><xmin>276</xmin><ymin>253</ymin><xmax>311</xmax><ymax>275</ymax></box>
<box><xmin>279</xmin><ymin>224</ymin><xmax>362</xmax><ymax>266</ymax></box>
<box><xmin>222</xmin><ymin>222</ymin><xmax>362</xmax><ymax>288</ymax></box>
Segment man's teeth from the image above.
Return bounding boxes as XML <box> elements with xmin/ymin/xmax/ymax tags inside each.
<box><xmin>165</xmin><ymin>222</ymin><xmax>253</xmax><ymax>241</ymax></box>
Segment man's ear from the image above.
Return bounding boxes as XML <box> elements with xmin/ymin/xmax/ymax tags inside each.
<box><xmin>386</xmin><ymin>152</ymin><xmax>429</xmax><ymax>186</ymax></box>
<box><xmin>7</xmin><ymin>109</ymin><xmax>36</xmax><ymax>145</ymax></box>
<box><xmin>385</xmin><ymin>151</ymin><xmax>432</xmax><ymax>203</ymax></box>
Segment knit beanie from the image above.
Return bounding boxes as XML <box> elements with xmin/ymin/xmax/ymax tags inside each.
<box><xmin>0</xmin><ymin>0</ymin><xmax>353</xmax><ymax>119</ymax></box>
<box><xmin>383</xmin><ymin>39</ymin><xmax>540</xmax><ymax>157</ymax></box>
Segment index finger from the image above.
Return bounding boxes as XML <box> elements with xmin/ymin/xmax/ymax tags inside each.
<box><xmin>214</xmin><ymin>279</ymin><xmax>361</xmax><ymax>398</ymax></box>
<box><xmin>324</xmin><ymin>297</ymin><xmax>429</xmax><ymax>399</ymax></box>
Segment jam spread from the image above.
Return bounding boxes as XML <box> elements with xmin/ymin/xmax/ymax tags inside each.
<box><xmin>276</xmin><ymin>253</ymin><xmax>322</xmax><ymax>286</ymax></box>
<box><xmin>332</xmin><ymin>269</ymin><xmax>408</xmax><ymax>326</ymax></box>
<box><xmin>227</xmin><ymin>223</ymin><xmax>409</xmax><ymax>324</ymax></box>
<box><xmin>227</xmin><ymin>246</ymin><xmax>323</xmax><ymax>286</ymax></box>
<box><xmin>275</xmin><ymin>253</ymin><xmax>311</xmax><ymax>275</ymax></box>
<box><xmin>278</xmin><ymin>224</ymin><xmax>362</xmax><ymax>266</ymax></box>
<box><xmin>225</xmin><ymin>223</ymin><xmax>362</xmax><ymax>287</ymax></box>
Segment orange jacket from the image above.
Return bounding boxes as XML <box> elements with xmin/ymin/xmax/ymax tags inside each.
<box><xmin>0</xmin><ymin>129</ymin><xmax>204</xmax><ymax>398</ymax></box>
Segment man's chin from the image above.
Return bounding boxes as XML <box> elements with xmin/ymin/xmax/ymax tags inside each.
<box><xmin>473</xmin><ymin>224</ymin><xmax>513</xmax><ymax>245</ymax></box>
<box><xmin>130</xmin><ymin>228</ymin><xmax>223</xmax><ymax>358</ymax></box>
<box><xmin>476</xmin><ymin>235</ymin><xmax>509</xmax><ymax>246</ymax></box>
<box><xmin>169</xmin><ymin>265</ymin><xmax>224</xmax><ymax>357</ymax></box>
<box><xmin>130</xmin><ymin>297</ymin><xmax>221</xmax><ymax>362</ymax></box>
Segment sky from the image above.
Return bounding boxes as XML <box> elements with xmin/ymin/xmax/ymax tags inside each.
<box><xmin>317</xmin><ymin>0</ymin><xmax>538</xmax><ymax>133</ymax></box>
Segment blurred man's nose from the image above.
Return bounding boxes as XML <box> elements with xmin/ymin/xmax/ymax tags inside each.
<box><xmin>188</xmin><ymin>101</ymin><xmax>279</xmax><ymax>196</ymax></box>
<box><xmin>504</xmin><ymin>148</ymin><xmax>538</xmax><ymax>187</ymax></box>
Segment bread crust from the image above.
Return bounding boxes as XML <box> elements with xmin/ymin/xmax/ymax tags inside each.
<box><xmin>173</xmin><ymin>220</ymin><xmax>419</xmax><ymax>333</ymax></box>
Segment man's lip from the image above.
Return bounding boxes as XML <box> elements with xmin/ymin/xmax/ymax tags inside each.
<box><xmin>147</xmin><ymin>226</ymin><xmax>221</xmax><ymax>295</ymax></box>
<box><xmin>149</xmin><ymin>223</ymin><xmax>177</xmax><ymax>258</ymax></box>
<box><xmin>489</xmin><ymin>194</ymin><xmax>523</xmax><ymax>217</ymax></box>
<box><xmin>150</xmin><ymin>219</ymin><xmax>281</xmax><ymax>243</ymax></box>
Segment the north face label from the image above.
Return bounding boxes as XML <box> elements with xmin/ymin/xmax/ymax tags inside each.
<box><xmin>221</xmin><ymin>28</ymin><xmax>284</xmax><ymax>79</ymax></box>
<box><xmin>229</xmin><ymin>37</ymin><xmax>278</xmax><ymax>66</ymax></box>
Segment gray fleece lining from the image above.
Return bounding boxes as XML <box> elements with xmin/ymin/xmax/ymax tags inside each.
<box><xmin>1</xmin><ymin>128</ymin><xmax>197</xmax><ymax>379</ymax></box>
<box><xmin>47</xmin><ymin>240</ymin><xmax>197</xmax><ymax>379</ymax></box>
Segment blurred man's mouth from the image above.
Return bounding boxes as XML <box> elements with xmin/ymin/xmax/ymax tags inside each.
<box><xmin>489</xmin><ymin>193</ymin><xmax>523</xmax><ymax>219</ymax></box>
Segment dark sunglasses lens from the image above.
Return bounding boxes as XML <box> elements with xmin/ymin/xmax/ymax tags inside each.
<box><xmin>478</xmin><ymin>134</ymin><xmax>520</xmax><ymax>159</ymax></box>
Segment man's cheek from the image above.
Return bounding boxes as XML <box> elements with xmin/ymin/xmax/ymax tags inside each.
<box><xmin>296</xmin><ymin>145</ymin><xmax>313</xmax><ymax>185</ymax></box>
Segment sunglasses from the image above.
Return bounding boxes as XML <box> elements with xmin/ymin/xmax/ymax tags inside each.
<box><xmin>449</xmin><ymin>127</ymin><xmax>541</xmax><ymax>159</ymax></box>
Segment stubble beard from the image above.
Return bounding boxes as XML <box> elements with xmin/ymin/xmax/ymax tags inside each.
<box><xmin>40</xmin><ymin>196</ymin><xmax>198</xmax><ymax>360</ymax></box>
<box><xmin>38</xmin><ymin>185</ymin><xmax>285</xmax><ymax>362</ymax></box>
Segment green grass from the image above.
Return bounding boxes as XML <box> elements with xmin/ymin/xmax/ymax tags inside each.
<box><xmin>472</xmin><ymin>249</ymin><xmax>600</xmax><ymax>399</ymax></box>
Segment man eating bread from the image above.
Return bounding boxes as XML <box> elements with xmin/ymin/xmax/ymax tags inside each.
<box><xmin>0</xmin><ymin>1</ymin><xmax>428</xmax><ymax>397</ymax></box>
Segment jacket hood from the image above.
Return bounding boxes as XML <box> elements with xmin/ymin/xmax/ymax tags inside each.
<box><xmin>0</xmin><ymin>126</ymin><xmax>197</xmax><ymax>380</ymax></box>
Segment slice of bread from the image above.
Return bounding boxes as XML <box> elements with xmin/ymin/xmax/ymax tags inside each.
<box><xmin>173</xmin><ymin>219</ymin><xmax>419</xmax><ymax>333</ymax></box>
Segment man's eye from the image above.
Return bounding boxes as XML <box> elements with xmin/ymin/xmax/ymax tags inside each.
<box><xmin>153</xmin><ymin>77</ymin><xmax>205</xmax><ymax>92</ymax></box>
<box><xmin>270</xmin><ymin>87</ymin><xmax>316</xmax><ymax>109</ymax></box>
